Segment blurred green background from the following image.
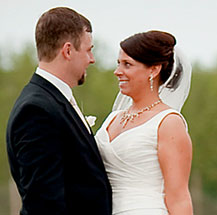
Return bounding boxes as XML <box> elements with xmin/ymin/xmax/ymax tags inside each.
<box><xmin>0</xmin><ymin>42</ymin><xmax>217</xmax><ymax>215</ymax></box>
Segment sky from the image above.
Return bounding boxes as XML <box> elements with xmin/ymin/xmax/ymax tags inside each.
<box><xmin>1</xmin><ymin>0</ymin><xmax>217</xmax><ymax>68</ymax></box>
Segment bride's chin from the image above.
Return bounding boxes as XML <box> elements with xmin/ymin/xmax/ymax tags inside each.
<box><xmin>119</xmin><ymin>89</ymin><xmax>130</xmax><ymax>97</ymax></box>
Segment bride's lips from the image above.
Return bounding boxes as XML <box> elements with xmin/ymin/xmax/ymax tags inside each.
<box><xmin>118</xmin><ymin>80</ymin><xmax>129</xmax><ymax>88</ymax></box>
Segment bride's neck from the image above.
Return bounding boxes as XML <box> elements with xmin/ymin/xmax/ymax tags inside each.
<box><xmin>131</xmin><ymin>92</ymin><xmax>160</xmax><ymax>111</ymax></box>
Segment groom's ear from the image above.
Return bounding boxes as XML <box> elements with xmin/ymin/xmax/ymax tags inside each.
<box><xmin>61</xmin><ymin>42</ymin><xmax>75</xmax><ymax>60</ymax></box>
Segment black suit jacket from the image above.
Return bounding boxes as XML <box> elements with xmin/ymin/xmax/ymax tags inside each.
<box><xmin>6</xmin><ymin>74</ymin><xmax>112</xmax><ymax>215</ymax></box>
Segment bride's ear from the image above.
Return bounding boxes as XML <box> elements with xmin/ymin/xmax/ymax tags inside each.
<box><xmin>150</xmin><ymin>64</ymin><xmax>162</xmax><ymax>79</ymax></box>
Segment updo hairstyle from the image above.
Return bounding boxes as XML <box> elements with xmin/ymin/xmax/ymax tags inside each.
<box><xmin>120</xmin><ymin>30</ymin><xmax>181</xmax><ymax>89</ymax></box>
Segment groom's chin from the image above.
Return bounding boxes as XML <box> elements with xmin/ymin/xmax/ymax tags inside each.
<box><xmin>78</xmin><ymin>74</ymin><xmax>85</xmax><ymax>85</ymax></box>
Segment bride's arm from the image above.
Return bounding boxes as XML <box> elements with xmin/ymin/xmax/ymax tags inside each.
<box><xmin>157</xmin><ymin>114</ymin><xmax>193</xmax><ymax>215</ymax></box>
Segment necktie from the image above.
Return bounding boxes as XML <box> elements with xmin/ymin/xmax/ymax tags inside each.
<box><xmin>70</xmin><ymin>98</ymin><xmax>91</xmax><ymax>134</ymax></box>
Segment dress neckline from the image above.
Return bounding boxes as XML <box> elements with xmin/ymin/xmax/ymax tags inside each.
<box><xmin>105</xmin><ymin>108</ymin><xmax>174</xmax><ymax>144</ymax></box>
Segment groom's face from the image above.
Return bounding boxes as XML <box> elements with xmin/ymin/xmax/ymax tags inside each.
<box><xmin>71</xmin><ymin>31</ymin><xmax>95</xmax><ymax>86</ymax></box>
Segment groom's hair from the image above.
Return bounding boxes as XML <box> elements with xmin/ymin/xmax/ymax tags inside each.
<box><xmin>35</xmin><ymin>7</ymin><xmax>92</xmax><ymax>62</ymax></box>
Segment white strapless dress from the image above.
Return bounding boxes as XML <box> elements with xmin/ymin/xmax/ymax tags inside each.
<box><xmin>95</xmin><ymin>109</ymin><xmax>187</xmax><ymax>215</ymax></box>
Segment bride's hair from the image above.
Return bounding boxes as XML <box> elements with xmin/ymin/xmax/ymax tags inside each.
<box><xmin>120</xmin><ymin>30</ymin><xmax>181</xmax><ymax>89</ymax></box>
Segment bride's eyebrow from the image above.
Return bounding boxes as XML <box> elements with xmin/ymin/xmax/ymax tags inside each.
<box><xmin>117</xmin><ymin>59</ymin><xmax>130</xmax><ymax>63</ymax></box>
<box><xmin>122</xmin><ymin>59</ymin><xmax>134</xmax><ymax>64</ymax></box>
<box><xmin>117</xmin><ymin>58</ymin><xmax>134</xmax><ymax>64</ymax></box>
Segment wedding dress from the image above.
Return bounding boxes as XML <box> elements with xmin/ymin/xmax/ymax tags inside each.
<box><xmin>95</xmin><ymin>109</ymin><xmax>187</xmax><ymax>215</ymax></box>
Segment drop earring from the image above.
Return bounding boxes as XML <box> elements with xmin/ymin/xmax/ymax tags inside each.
<box><xmin>149</xmin><ymin>74</ymin><xmax>154</xmax><ymax>92</ymax></box>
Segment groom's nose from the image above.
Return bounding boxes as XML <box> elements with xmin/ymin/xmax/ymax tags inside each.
<box><xmin>89</xmin><ymin>52</ymin><xmax>95</xmax><ymax>64</ymax></box>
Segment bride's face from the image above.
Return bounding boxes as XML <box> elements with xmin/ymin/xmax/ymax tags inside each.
<box><xmin>114</xmin><ymin>49</ymin><xmax>151</xmax><ymax>98</ymax></box>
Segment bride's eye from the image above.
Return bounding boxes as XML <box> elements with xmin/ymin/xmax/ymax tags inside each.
<box><xmin>117</xmin><ymin>60</ymin><xmax>120</xmax><ymax>67</ymax></box>
<box><xmin>124</xmin><ymin>62</ymin><xmax>131</xmax><ymax>68</ymax></box>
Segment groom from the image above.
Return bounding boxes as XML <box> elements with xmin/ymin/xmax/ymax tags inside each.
<box><xmin>6</xmin><ymin>7</ymin><xmax>112</xmax><ymax>215</ymax></box>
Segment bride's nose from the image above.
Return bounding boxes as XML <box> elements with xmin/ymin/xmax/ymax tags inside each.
<box><xmin>114</xmin><ymin>66</ymin><xmax>123</xmax><ymax>77</ymax></box>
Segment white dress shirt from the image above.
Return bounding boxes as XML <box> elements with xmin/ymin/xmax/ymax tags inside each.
<box><xmin>35</xmin><ymin>67</ymin><xmax>91</xmax><ymax>133</ymax></box>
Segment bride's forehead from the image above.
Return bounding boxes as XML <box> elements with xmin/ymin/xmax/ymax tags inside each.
<box><xmin>118</xmin><ymin>49</ymin><xmax>134</xmax><ymax>61</ymax></box>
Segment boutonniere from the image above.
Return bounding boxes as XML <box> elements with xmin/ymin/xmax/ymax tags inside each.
<box><xmin>85</xmin><ymin>115</ymin><xmax>97</xmax><ymax>127</ymax></box>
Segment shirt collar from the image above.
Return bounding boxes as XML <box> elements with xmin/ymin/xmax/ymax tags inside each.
<box><xmin>35</xmin><ymin>67</ymin><xmax>77</xmax><ymax>103</ymax></box>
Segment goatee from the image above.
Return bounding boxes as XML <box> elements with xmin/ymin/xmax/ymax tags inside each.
<box><xmin>78</xmin><ymin>74</ymin><xmax>85</xmax><ymax>85</ymax></box>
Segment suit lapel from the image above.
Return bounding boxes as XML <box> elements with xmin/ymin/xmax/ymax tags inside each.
<box><xmin>30</xmin><ymin>74</ymin><xmax>103</xmax><ymax>163</ymax></box>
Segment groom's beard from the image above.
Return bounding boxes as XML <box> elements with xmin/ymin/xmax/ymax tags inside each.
<box><xmin>78</xmin><ymin>74</ymin><xmax>85</xmax><ymax>85</ymax></box>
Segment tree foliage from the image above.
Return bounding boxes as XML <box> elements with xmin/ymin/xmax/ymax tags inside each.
<box><xmin>0</xmin><ymin>44</ymin><xmax>37</xmax><ymax>184</ymax></box>
<box><xmin>183</xmin><ymin>67</ymin><xmax>217</xmax><ymax>198</ymax></box>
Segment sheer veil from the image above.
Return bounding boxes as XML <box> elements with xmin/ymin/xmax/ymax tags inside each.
<box><xmin>112</xmin><ymin>47</ymin><xmax>192</xmax><ymax>112</ymax></box>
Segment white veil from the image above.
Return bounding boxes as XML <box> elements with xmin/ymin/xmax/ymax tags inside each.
<box><xmin>112</xmin><ymin>47</ymin><xmax>192</xmax><ymax>112</ymax></box>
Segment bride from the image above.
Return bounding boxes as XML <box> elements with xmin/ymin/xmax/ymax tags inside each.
<box><xmin>95</xmin><ymin>30</ymin><xmax>193</xmax><ymax>215</ymax></box>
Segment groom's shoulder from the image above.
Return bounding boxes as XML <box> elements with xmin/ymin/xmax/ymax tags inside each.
<box><xmin>11</xmin><ymin>81</ymin><xmax>57</xmax><ymax>116</ymax></box>
<box><xmin>18</xmin><ymin>83</ymin><xmax>51</xmax><ymax>105</ymax></box>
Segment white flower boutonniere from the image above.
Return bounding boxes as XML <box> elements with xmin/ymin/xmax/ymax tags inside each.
<box><xmin>85</xmin><ymin>115</ymin><xmax>97</xmax><ymax>127</ymax></box>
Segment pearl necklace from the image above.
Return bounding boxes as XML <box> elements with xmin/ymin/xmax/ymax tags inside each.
<box><xmin>120</xmin><ymin>99</ymin><xmax>162</xmax><ymax>128</ymax></box>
